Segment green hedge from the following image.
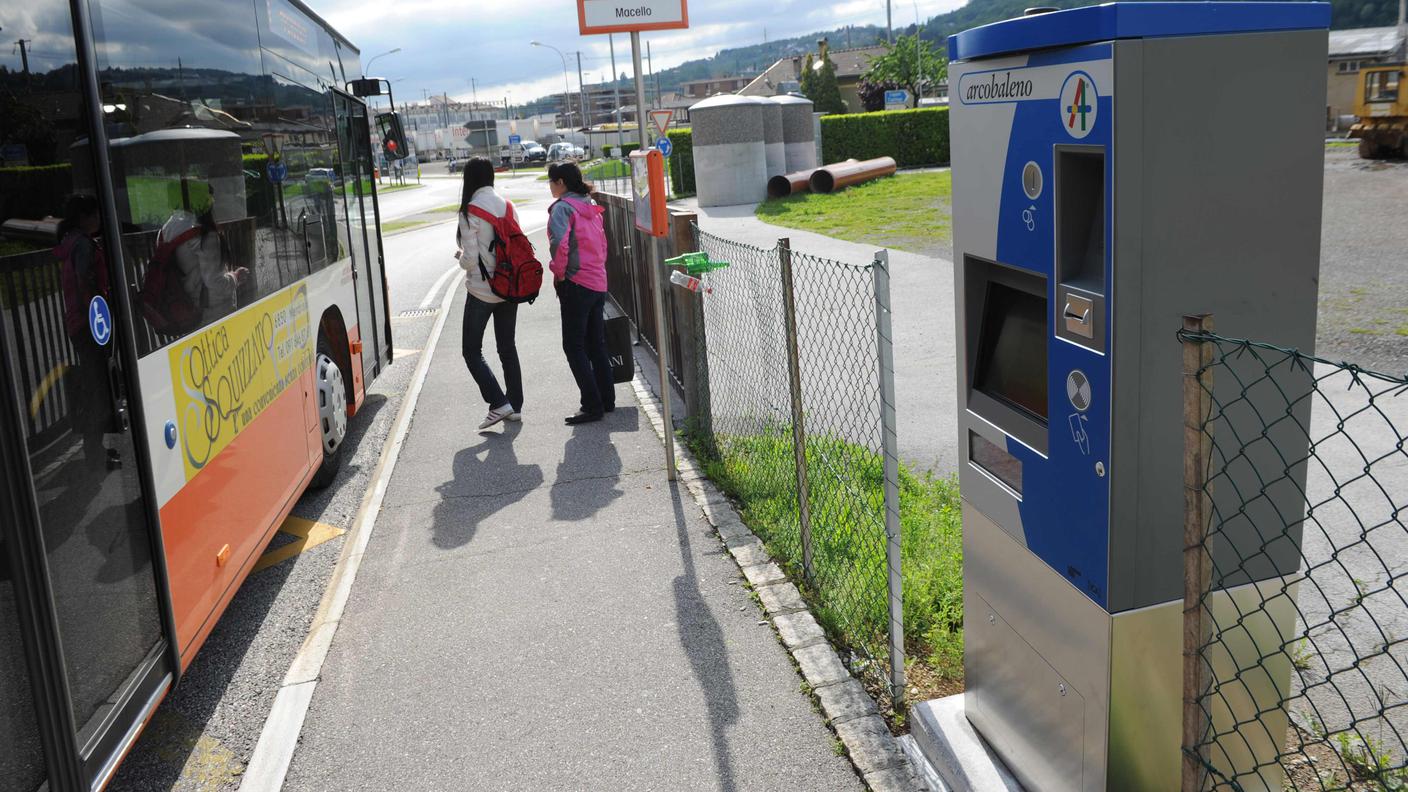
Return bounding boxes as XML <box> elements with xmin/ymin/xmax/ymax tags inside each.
<box><xmin>666</xmin><ymin>128</ymin><xmax>694</xmax><ymax>196</ymax></box>
<box><xmin>603</xmin><ymin>142</ymin><xmax>643</xmax><ymax>158</ymax></box>
<box><xmin>820</xmin><ymin>107</ymin><xmax>949</xmax><ymax>168</ymax></box>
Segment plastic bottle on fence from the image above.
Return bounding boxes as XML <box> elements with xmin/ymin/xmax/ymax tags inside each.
<box><xmin>669</xmin><ymin>269</ymin><xmax>711</xmax><ymax>294</ymax></box>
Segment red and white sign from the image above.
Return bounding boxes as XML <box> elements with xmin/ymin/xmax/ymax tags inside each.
<box><xmin>577</xmin><ymin>0</ymin><xmax>688</xmax><ymax>34</ymax></box>
<box><xmin>649</xmin><ymin>109</ymin><xmax>673</xmax><ymax>137</ymax></box>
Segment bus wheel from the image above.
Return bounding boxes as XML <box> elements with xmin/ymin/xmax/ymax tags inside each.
<box><xmin>311</xmin><ymin>337</ymin><xmax>348</xmax><ymax>489</ymax></box>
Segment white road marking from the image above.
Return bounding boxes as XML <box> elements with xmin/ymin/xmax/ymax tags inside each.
<box><xmin>420</xmin><ymin>265</ymin><xmax>460</xmax><ymax>309</ymax></box>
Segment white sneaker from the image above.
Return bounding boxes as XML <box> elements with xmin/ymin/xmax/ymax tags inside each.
<box><xmin>478</xmin><ymin>404</ymin><xmax>514</xmax><ymax>430</ymax></box>
<box><xmin>505</xmin><ymin>411</ymin><xmax>522</xmax><ymax>422</ymax></box>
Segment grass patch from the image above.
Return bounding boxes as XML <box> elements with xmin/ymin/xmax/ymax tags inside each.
<box><xmin>0</xmin><ymin>239</ymin><xmax>48</xmax><ymax>257</ymax></box>
<box><xmin>382</xmin><ymin>219</ymin><xmax>432</xmax><ymax>234</ymax></box>
<box><xmin>687</xmin><ymin>427</ymin><xmax>963</xmax><ymax>707</ymax></box>
<box><xmin>756</xmin><ymin>171</ymin><xmax>952</xmax><ymax>258</ymax></box>
<box><xmin>377</xmin><ymin>182</ymin><xmax>423</xmax><ymax>193</ymax></box>
<box><xmin>1327</xmin><ymin>140</ymin><xmax>1358</xmax><ymax>148</ymax></box>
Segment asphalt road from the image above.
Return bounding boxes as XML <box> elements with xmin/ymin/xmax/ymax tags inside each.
<box><xmin>1317</xmin><ymin>146</ymin><xmax>1408</xmax><ymax>374</ymax></box>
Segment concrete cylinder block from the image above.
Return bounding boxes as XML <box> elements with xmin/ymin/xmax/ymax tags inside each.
<box><xmin>689</xmin><ymin>94</ymin><xmax>768</xmax><ymax>207</ymax></box>
<box><xmin>759</xmin><ymin>98</ymin><xmax>787</xmax><ymax>178</ymax></box>
<box><xmin>770</xmin><ymin>94</ymin><xmax>817</xmax><ymax>174</ymax></box>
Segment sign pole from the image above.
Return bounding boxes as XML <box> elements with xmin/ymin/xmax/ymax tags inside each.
<box><xmin>631</xmin><ymin>32</ymin><xmax>649</xmax><ymax>149</ymax></box>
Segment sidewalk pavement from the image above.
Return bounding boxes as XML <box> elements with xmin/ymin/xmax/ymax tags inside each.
<box><xmin>282</xmin><ymin>236</ymin><xmax>864</xmax><ymax>790</ymax></box>
<box><xmin>674</xmin><ymin>196</ymin><xmax>959</xmax><ymax>476</ymax></box>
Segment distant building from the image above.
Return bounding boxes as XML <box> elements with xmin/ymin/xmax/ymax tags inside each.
<box><xmin>679</xmin><ymin>75</ymin><xmax>754</xmax><ymax>98</ymax></box>
<box><xmin>740</xmin><ymin>43</ymin><xmax>888</xmax><ymax>112</ymax></box>
<box><xmin>1327</xmin><ymin>24</ymin><xmax>1406</xmax><ymax>129</ymax></box>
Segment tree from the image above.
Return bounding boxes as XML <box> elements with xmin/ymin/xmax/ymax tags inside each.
<box><xmin>863</xmin><ymin>34</ymin><xmax>947</xmax><ymax>108</ymax></box>
<box><xmin>800</xmin><ymin>50</ymin><xmax>847</xmax><ymax>115</ymax></box>
<box><xmin>857</xmin><ymin>78</ymin><xmax>904</xmax><ymax>113</ymax></box>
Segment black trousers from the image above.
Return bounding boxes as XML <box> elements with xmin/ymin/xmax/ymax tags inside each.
<box><xmin>557</xmin><ymin>280</ymin><xmax>613</xmax><ymax>415</ymax></box>
<box><xmin>462</xmin><ymin>293</ymin><xmax>522</xmax><ymax>411</ymax></box>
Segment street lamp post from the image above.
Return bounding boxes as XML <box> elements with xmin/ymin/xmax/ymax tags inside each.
<box><xmin>531</xmin><ymin>40</ymin><xmax>577</xmax><ymax>133</ymax></box>
<box><xmin>364</xmin><ymin>47</ymin><xmax>401</xmax><ymax>76</ymax></box>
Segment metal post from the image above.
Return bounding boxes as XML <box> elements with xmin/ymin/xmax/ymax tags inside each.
<box><xmin>609</xmin><ymin>35</ymin><xmax>624</xmax><ymax>157</ymax></box>
<box><xmin>651</xmin><ymin>234</ymin><xmax>677</xmax><ymax>480</ymax></box>
<box><xmin>631</xmin><ymin>32</ymin><xmax>649</xmax><ymax>149</ymax></box>
<box><xmin>576</xmin><ymin>50</ymin><xmax>588</xmax><ymax>131</ymax></box>
<box><xmin>778</xmin><ymin>238</ymin><xmax>814</xmax><ymax>583</ymax></box>
<box><xmin>1181</xmin><ymin>313</ymin><xmax>1215</xmax><ymax>792</ymax></box>
<box><xmin>873</xmin><ymin>250</ymin><xmax>905</xmax><ymax>712</ymax></box>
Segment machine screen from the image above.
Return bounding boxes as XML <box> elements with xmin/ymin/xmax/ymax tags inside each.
<box><xmin>974</xmin><ymin>282</ymin><xmax>1048</xmax><ymax>421</ymax></box>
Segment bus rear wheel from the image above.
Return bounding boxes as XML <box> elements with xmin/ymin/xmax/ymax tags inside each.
<box><xmin>311</xmin><ymin>337</ymin><xmax>348</xmax><ymax>489</ymax></box>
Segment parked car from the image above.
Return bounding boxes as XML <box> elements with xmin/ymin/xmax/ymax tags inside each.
<box><xmin>522</xmin><ymin>142</ymin><xmax>547</xmax><ymax>163</ymax></box>
<box><xmin>547</xmin><ymin>142</ymin><xmax>582</xmax><ymax>162</ymax></box>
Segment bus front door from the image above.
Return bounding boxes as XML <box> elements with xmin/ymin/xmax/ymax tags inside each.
<box><xmin>0</xmin><ymin>1</ymin><xmax>174</xmax><ymax>786</ymax></box>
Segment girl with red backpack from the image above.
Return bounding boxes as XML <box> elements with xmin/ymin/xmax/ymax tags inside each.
<box><xmin>546</xmin><ymin>162</ymin><xmax>612</xmax><ymax>425</ymax></box>
<box><xmin>456</xmin><ymin>156</ymin><xmax>525</xmax><ymax>430</ymax></box>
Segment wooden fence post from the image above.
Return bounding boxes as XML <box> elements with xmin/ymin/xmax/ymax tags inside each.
<box><xmin>1182</xmin><ymin>314</ymin><xmax>1216</xmax><ymax>792</ymax></box>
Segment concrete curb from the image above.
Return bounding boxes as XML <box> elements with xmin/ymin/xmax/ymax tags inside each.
<box><xmin>629</xmin><ymin>376</ymin><xmax>926</xmax><ymax>792</ymax></box>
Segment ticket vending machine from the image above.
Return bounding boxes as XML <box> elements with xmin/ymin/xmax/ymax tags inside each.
<box><xmin>947</xmin><ymin>4</ymin><xmax>1328</xmax><ymax>790</ymax></box>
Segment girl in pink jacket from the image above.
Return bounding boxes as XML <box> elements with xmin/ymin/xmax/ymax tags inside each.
<box><xmin>547</xmin><ymin>162</ymin><xmax>612</xmax><ymax>425</ymax></box>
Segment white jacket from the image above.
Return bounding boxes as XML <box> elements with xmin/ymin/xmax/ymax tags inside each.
<box><xmin>456</xmin><ymin>186</ymin><xmax>510</xmax><ymax>304</ymax></box>
<box><xmin>159</xmin><ymin>210</ymin><xmax>238</xmax><ymax>324</ymax></box>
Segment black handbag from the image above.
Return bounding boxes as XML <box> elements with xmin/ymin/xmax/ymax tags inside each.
<box><xmin>604</xmin><ymin>307</ymin><xmax>634</xmax><ymax>384</ymax></box>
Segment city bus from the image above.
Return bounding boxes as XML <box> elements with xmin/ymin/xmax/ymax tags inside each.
<box><xmin>0</xmin><ymin>0</ymin><xmax>393</xmax><ymax>788</ymax></box>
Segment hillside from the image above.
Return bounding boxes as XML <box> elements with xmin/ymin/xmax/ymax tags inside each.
<box><xmin>524</xmin><ymin>0</ymin><xmax>1400</xmax><ymax>109</ymax></box>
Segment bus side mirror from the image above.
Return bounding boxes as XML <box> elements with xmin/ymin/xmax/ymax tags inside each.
<box><xmin>377</xmin><ymin>112</ymin><xmax>409</xmax><ymax>161</ymax></box>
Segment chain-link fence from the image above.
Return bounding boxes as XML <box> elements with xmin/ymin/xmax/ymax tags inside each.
<box><xmin>1181</xmin><ymin>318</ymin><xmax>1408</xmax><ymax>791</ymax></box>
<box><xmin>688</xmin><ymin>227</ymin><xmax>905</xmax><ymax>711</ymax></box>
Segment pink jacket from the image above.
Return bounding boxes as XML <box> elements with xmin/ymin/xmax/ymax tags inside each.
<box><xmin>547</xmin><ymin>194</ymin><xmax>608</xmax><ymax>292</ymax></box>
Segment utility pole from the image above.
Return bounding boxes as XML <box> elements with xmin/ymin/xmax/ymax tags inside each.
<box><xmin>609</xmin><ymin>34</ymin><xmax>624</xmax><ymax>156</ymax></box>
<box><xmin>576</xmin><ymin>50</ymin><xmax>588</xmax><ymax>131</ymax></box>
<box><xmin>14</xmin><ymin>39</ymin><xmax>30</xmax><ymax>76</ymax></box>
<box><xmin>471</xmin><ymin>77</ymin><xmax>478</xmax><ymax>110</ymax></box>
<box><xmin>647</xmin><ymin>41</ymin><xmax>660</xmax><ymax>109</ymax></box>
<box><xmin>886</xmin><ymin>0</ymin><xmax>893</xmax><ymax>44</ymax></box>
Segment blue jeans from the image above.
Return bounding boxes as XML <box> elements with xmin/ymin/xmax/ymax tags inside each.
<box><xmin>557</xmin><ymin>280</ymin><xmax>613</xmax><ymax>414</ymax></box>
<box><xmin>462</xmin><ymin>293</ymin><xmax>522</xmax><ymax>411</ymax></box>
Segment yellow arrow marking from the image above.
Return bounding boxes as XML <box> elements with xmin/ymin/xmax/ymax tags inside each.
<box><xmin>253</xmin><ymin>517</ymin><xmax>346</xmax><ymax>573</ymax></box>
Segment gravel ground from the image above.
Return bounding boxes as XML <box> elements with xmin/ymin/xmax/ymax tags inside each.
<box><xmin>1316</xmin><ymin>147</ymin><xmax>1408</xmax><ymax>374</ymax></box>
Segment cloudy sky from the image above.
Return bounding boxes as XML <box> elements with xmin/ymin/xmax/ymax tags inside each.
<box><xmin>320</xmin><ymin>0</ymin><xmax>966</xmax><ymax>106</ymax></box>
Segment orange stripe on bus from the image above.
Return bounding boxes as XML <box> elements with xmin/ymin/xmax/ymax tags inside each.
<box><xmin>159</xmin><ymin>368</ymin><xmax>320</xmax><ymax>666</ymax></box>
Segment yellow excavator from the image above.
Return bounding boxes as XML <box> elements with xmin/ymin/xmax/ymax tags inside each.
<box><xmin>1349</xmin><ymin>64</ymin><xmax>1408</xmax><ymax>158</ymax></box>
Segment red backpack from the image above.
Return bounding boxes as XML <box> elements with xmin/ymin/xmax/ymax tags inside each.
<box><xmin>140</xmin><ymin>226</ymin><xmax>203</xmax><ymax>335</ymax></box>
<box><xmin>465</xmin><ymin>202</ymin><xmax>543</xmax><ymax>304</ymax></box>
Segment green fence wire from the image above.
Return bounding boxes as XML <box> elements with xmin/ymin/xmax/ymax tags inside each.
<box><xmin>688</xmin><ymin>226</ymin><xmax>902</xmax><ymax>710</ymax></box>
<box><xmin>1180</xmin><ymin>327</ymin><xmax>1408</xmax><ymax>791</ymax></box>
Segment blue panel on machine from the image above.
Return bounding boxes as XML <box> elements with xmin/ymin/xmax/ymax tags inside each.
<box><xmin>948</xmin><ymin>1</ymin><xmax>1330</xmax><ymax>61</ymax></box>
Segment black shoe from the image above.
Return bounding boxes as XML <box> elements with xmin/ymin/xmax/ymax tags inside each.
<box><xmin>564</xmin><ymin>411</ymin><xmax>604</xmax><ymax>425</ymax></box>
<box><xmin>604</xmin><ymin>404</ymin><xmax>616</xmax><ymax>413</ymax></box>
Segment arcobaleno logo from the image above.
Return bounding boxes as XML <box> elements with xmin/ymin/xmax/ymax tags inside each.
<box><xmin>616</xmin><ymin>5</ymin><xmax>653</xmax><ymax>16</ymax></box>
<box><xmin>965</xmin><ymin>72</ymin><xmax>1035</xmax><ymax>101</ymax></box>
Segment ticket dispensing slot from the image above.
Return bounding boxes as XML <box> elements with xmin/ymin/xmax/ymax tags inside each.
<box><xmin>964</xmin><ymin>256</ymin><xmax>1048</xmax><ymax>460</ymax></box>
<box><xmin>1055</xmin><ymin>146</ymin><xmax>1106</xmax><ymax>353</ymax></box>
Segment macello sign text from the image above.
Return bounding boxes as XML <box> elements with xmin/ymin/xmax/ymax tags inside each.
<box><xmin>579</xmin><ymin>0</ymin><xmax>687</xmax><ymax>33</ymax></box>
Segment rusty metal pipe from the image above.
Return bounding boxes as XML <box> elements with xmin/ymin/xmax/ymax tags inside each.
<box><xmin>808</xmin><ymin>156</ymin><xmax>898</xmax><ymax>194</ymax></box>
<box><xmin>766</xmin><ymin>159</ymin><xmax>856</xmax><ymax>199</ymax></box>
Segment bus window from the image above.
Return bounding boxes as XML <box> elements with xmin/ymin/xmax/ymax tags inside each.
<box><xmin>87</xmin><ymin>0</ymin><xmax>289</xmax><ymax>354</ymax></box>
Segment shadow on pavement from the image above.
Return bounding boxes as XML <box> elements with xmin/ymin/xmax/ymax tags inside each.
<box><xmin>548</xmin><ymin>407</ymin><xmax>640</xmax><ymax>521</ymax></box>
<box><xmin>432</xmin><ymin>422</ymin><xmax>543</xmax><ymax>549</ymax></box>
<box><xmin>669</xmin><ymin>478</ymin><xmax>740</xmax><ymax>792</ymax></box>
